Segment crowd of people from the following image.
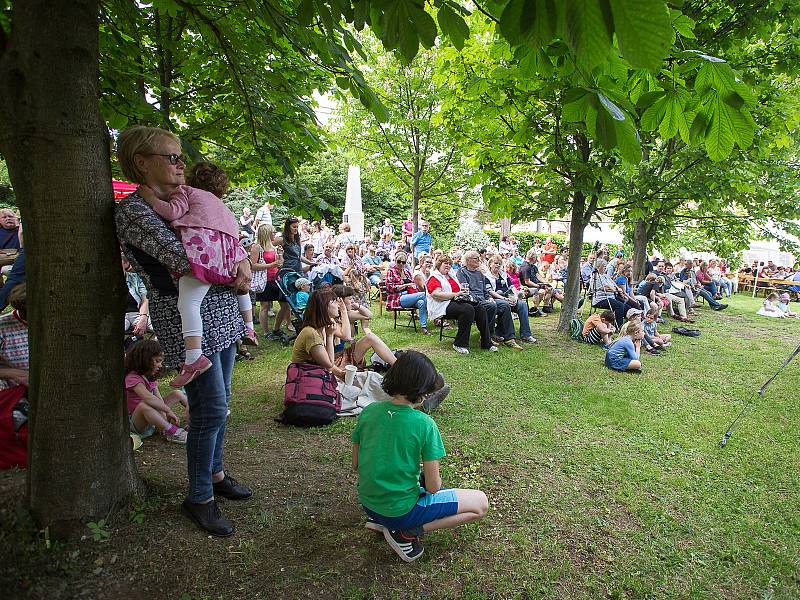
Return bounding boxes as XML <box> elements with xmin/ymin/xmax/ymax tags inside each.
<box><xmin>85</xmin><ymin>125</ymin><xmax>793</xmax><ymax>562</ymax></box>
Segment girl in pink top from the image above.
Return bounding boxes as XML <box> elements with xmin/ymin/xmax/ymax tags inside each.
<box><xmin>124</xmin><ymin>339</ymin><xmax>189</xmax><ymax>444</ymax></box>
<box><xmin>140</xmin><ymin>162</ymin><xmax>255</xmax><ymax>387</ymax></box>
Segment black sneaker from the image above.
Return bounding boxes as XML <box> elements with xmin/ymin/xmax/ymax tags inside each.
<box><xmin>541</xmin><ymin>305</ymin><xmax>554</xmax><ymax>313</ymax></box>
<box><xmin>531</xmin><ymin>309</ymin><xmax>543</xmax><ymax>317</ymax></box>
<box><xmin>213</xmin><ymin>473</ymin><xmax>253</xmax><ymax>500</ymax></box>
<box><xmin>423</xmin><ymin>384</ymin><xmax>450</xmax><ymax>414</ymax></box>
<box><xmin>713</xmin><ymin>303</ymin><xmax>728</xmax><ymax>311</ymax></box>
<box><xmin>181</xmin><ymin>499</ymin><xmax>234</xmax><ymax>537</ymax></box>
<box><xmin>383</xmin><ymin>529</ymin><xmax>424</xmax><ymax>562</ymax></box>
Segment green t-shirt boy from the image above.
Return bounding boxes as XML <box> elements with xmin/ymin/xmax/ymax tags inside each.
<box><xmin>351</xmin><ymin>401</ymin><xmax>445</xmax><ymax>517</ymax></box>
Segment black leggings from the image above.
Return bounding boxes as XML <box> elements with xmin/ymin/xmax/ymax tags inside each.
<box><xmin>445</xmin><ymin>301</ymin><xmax>492</xmax><ymax>348</ymax></box>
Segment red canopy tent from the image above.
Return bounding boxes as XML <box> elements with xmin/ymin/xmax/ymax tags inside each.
<box><xmin>112</xmin><ymin>179</ymin><xmax>137</xmax><ymax>200</ymax></box>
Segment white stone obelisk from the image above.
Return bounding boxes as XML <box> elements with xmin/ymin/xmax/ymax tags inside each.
<box><xmin>344</xmin><ymin>165</ymin><xmax>364</xmax><ymax>239</ymax></box>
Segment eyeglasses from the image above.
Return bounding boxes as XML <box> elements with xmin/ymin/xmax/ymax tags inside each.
<box><xmin>145</xmin><ymin>153</ymin><xmax>186</xmax><ymax>165</ymax></box>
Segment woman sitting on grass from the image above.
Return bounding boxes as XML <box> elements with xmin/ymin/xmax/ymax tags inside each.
<box><xmin>352</xmin><ymin>350</ymin><xmax>489</xmax><ymax>562</ymax></box>
<box><xmin>290</xmin><ymin>287</ymin><xmax>347</xmax><ymax>378</ymax></box>
<box><xmin>604</xmin><ymin>321</ymin><xmax>643</xmax><ymax>373</ymax></box>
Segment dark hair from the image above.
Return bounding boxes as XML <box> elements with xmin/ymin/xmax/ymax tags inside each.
<box><xmin>304</xmin><ymin>243</ymin><xmax>315</xmax><ymax>253</ymax></box>
<box><xmin>664</xmin><ymin>261</ymin><xmax>673</xmax><ymax>268</ymax></box>
<box><xmin>8</xmin><ymin>283</ymin><xmax>25</xmax><ymax>319</ymax></box>
<box><xmin>332</xmin><ymin>284</ymin><xmax>356</xmax><ymax>299</ymax></box>
<box><xmin>124</xmin><ymin>339</ymin><xmax>163</xmax><ymax>379</ymax></box>
<box><xmin>186</xmin><ymin>162</ymin><xmax>229</xmax><ymax>198</ymax></box>
<box><xmin>283</xmin><ymin>216</ymin><xmax>300</xmax><ymax>245</ymax></box>
<box><xmin>600</xmin><ymin>310</ymin><xmax>615</xmax><ymax>323</ymax></box>
<box><xmin>301</xmin><ymin>287</ymin><xmax>337</xmax><ymax>329</ymax></box>
<box><xmin>381</xmin><ymin>351</ymin><xmax>438</xmax><ymax>403</ymax></box>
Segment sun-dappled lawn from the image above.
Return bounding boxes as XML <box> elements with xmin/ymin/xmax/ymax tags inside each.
<box><xmin>3</xmin><ymin>293</ymin><xmax>800</xmax><ymax>599</ymax></box>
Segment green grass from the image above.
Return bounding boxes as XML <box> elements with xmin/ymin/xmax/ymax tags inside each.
<box><xmin>3</xmin><ymin>293</ymin><xmax>800</xmax><ymax>599</ymax></box>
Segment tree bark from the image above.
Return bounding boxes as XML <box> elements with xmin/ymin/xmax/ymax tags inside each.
<box><xmin>0</xmin><ymin>0</ymin><xmax>142</xmax><ymax>537</ymax></box>
<box><xmin>632</xmin><ymin>219</ymin><xmax>649</xmax><ymax>282</ymax></box>
<box><xmin>557</xmin><ymin>197</ymin><xmax>588</xmax><ymax>333</ymax></box>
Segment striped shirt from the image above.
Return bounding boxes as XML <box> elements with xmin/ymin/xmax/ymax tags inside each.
<box><xmin>0</xmin><ymin>311</ymin><xmax>28</xmax><ymax>390</ymax></box>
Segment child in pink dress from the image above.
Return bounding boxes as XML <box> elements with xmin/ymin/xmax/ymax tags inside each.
<box><xmin>140</xmin><ymin>162</ymin><xmax>257</xmax><ymax>387</ymax></box>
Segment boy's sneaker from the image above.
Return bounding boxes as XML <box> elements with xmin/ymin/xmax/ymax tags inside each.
<box><xmin>164</xmin><ymin>427</ymin><xmax>188</xmax><ymax>444</ymax></box>
<box><xmin>242</xmin><ymin>328</ymin><xmax>259</xmax><ymax>346</ymax></box>
<box><xmin>365</xmin><ymin>516</ymin><xmax>386</xmax><ymax>533</ymax></box>
<box><xmin>422</xmin><ymin>384</ymin><xmax>450</xmax><ymax>414</ymax></box>
<box><xmin>452</xmin><ymin>344</ymin><xmax>469</xmax><ymax>355</ymax></box>
<box><xmin>170</xmin><ymin>355</ymin><xmax>212</xmax><ymax>388</ymax></box>
<box><xmin>521</xmin><ymin>336</ymin><xmax>537</xmax><ymax>343</ymax></box>
<box><xmin>383</xmin><ymin>529</ymin><xmax>424</xmax><ymax>562</ymax></box>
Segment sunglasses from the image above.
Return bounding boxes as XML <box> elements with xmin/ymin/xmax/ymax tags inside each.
<box><xmin>396</xmin><ymin>259</ymin><xmax>406</xmax><ymax>264</ymax></box>
<box><xmin>145</xmin><ymin>153</ymin><xmax>186</xmax><ymax>165</ymax></box>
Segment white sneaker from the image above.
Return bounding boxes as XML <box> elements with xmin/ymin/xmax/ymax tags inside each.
<box><xmin>452</xmin><ymin>344</ymin><xmax>469</xmax><ymax>355</ymax></box>
<box><xmin>164</xmin><ymin>427</ymin><xmax>188</xmax><ymax>444</ymax></box>
<box><xmin>488</xmin><ymin>345</ymin><xmax>499</xmax><ymax>352</ymax></box>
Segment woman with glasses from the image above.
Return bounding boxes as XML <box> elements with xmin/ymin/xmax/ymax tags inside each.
<box><xmin>115</xmin><ymin>126</ymin><xmax>252</xmax><ymax>538</ymax></box>
<box><xmin>385</xmin><ymin>251</ymin><xmax>429</xmax><ymax>334</ymax></box>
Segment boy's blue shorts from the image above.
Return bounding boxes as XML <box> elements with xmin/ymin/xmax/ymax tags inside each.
<box><xmin>364</xmin><ymin>489</ymin><xmax>459</xmax><ymax>531</ymax></box>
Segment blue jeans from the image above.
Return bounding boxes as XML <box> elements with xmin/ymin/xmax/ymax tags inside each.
<box><xmin>367</xmin><ymin>273</ymin><xmax>381</xmax><ymax>286</ymax></box>
<box><xmin>695</xmin><ymin>287</ymin><xmax>721</xmax><ymax>307</ymax></box>
<box><xmin>185</xmin><ymin>343</ymin><xmax>236</xmax><ymax>503</ymax></box>
<box><xmin>511</xmin><ymin>299</ymin><xmax>532</xmax><ymax>338</ymax></box>
<box><xmin>399</xmin><ymin>291</ymin><xmax>428</xmax><ymax>327</ymax></box>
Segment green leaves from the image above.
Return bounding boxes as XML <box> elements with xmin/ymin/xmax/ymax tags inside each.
<box><xmin>609</xmin><ymin>0</ymin><xmax>672</xmax><ymax>70</ymax></box>
<box><xmin>565</xmin><ymin>0</ymin><xmax>613</xmax><ymax>69</ymax></box>
<box><xmin>437</xmin><ymin>4</ymin><xmax>470</xmax><ymax>50</ymax></box>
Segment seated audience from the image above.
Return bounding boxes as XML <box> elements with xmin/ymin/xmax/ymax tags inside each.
<box><xmin>123</xmin><ymin>255</ymin><xmax>152</xmax><ymax>337</ymax></box>
<box><xmin>458</xmin><ymin>251</ymin><xmax>512</xmax><ymax>351</ymax></box>
<box><xmin>484</xmin><ymin>256</ymin><xmax>531</xmax><ymax>347</ymax></box>
<box><xmin>0</xmin><ymin>284</ymin><xmax>28</xmax><ymax>390</ymax></box>
<box><xmin>385</xmin><ymin>251</ymin><xmax>429</xmax><ymax>335</ymax></box>
<box><xmin>427</xmin><ymin>256</ymin><xmax>492</xmax><ymax>354</ymax></box>
<box><xmin>362</xmin><ymin>245</ymin><xmax>383</xmax><ymax>286</ymax></box>
<box><xmin>0</xmin><ymin>210</ymin><xmax>20</xmax><ymax>250</ymax></box>
<box><xmin>643</xmin><ymin>307</ymin><xmax>672</xmax><ymax>346</ymax></box>
<box><xmin>589</xmin><ymin>258</ymin><xmax>638</xmax><ymax>327</ymax></box>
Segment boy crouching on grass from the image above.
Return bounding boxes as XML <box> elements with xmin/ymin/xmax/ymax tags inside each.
<box><xmin>351</xmin><ymin>350</ymin><xmax>488</xmax><ymax>562</ymax></box>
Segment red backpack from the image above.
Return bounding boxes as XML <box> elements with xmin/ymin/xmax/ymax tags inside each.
<box><xmin>0</xmin><ymin>384</ymin><xmax>28</xmax><ymax>470</ymax></box>
<box><xmin>279</xmin><ymin>363</ymin><xmax>341</xmax><ymax>427</ymax></box>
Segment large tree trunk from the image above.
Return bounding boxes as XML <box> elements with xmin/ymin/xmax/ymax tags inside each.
<box><xmin>632</xmin><ymin>219</ymin><xmax>649</xmax><ymax>283</ymax></box>
<box><xmin>557</xmin><ymin>197</ymin><xmax>588</xmax><ymax>334</ymax></box>
<box><xmin>0</xmin><ymin>0</ymin><xmax>142</xmax><ymax>537</ymax></box>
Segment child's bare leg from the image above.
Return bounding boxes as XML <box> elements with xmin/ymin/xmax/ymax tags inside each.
<box><xmin>132</xmin><ymin>402</ymin><xmax>172</xmax><ymax>433</ymax></box>
<box><xmin>164</xmin><ymin>390</ymin><xmax>189</xmax><ymax>425</ymax></box>
<box><xmin>422</xmin><ymin>489</ymin><xmax>488</xmax><ymax>532</ymax></box>
<box><xmin>627</xmin><ymin>359</ymin><xmax>642</xmax><ymax>370</ymax></box>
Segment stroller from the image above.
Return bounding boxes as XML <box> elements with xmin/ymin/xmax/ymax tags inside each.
<box><xmin>275</xmin><ymin>268</ymin><xmax>325</xmax><ymax>345</ymax></box>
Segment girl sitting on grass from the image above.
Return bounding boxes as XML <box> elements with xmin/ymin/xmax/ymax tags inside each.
<box><xmin>604</xmin><ymin>321</ymin><xmax>643</xmax><ymax>373</ymax></box>
<box><xmin>351</xmin><ymin>351</ymin><xmax>488</xmax><ymax>562</ymax></box>
<box><xmin>125</xmin><ymin>339</ymin><xmax>189</xmax><ymax>443</ymax></box>
<box><xmin>757</xmin><ymin>292</ymin><xmax>787</xmax><ymax>318</ymax></box>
